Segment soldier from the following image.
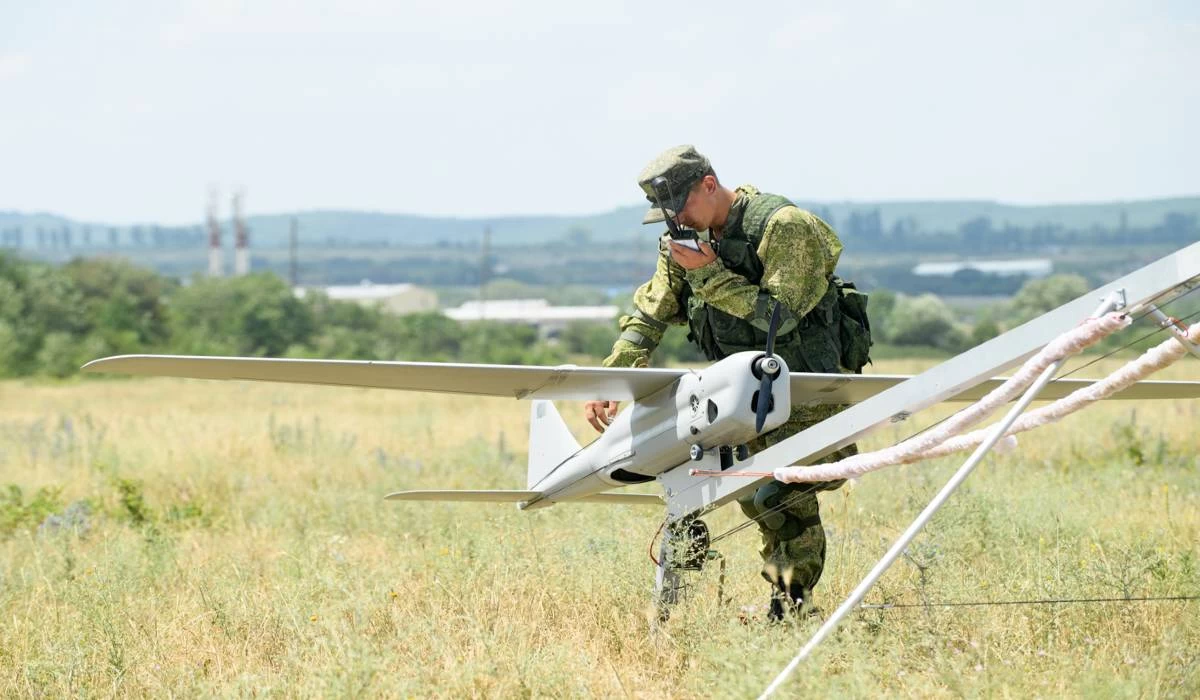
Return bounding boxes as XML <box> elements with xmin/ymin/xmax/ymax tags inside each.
<box><xmin>584</xmin><ymin>145</ymin><xmax>871</xmax><ymax>620</ymax></box>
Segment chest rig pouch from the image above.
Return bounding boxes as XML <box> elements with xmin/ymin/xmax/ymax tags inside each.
<box><xmin>682</xmin><ymin>194</ymin><xmax>846</xmax><ymax>374</ymax></box>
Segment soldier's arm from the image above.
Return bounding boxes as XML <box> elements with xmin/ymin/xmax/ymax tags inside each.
<box><xmin>684</xmin><ymin>208</ymin><xmax>834</xmax><ymax>335</ymax></box>
<box><xmin>602</xmin><ymin>235</ymin><xmax>688</xmax><ymax>368</ymax></box>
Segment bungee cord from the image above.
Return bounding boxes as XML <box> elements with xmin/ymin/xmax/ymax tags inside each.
<box><xmin>693</xmin><ymin>290</ymin><xmax>1199</xmax><ymax>552</ymax></box>
<box><xmin>643</xmin><ymin>278</ymin><xmax>1200</xmax><ymax>699</ymax></box>
<box><xmin>650</xmin><ymin>288</ymin><xmax>1199</xmax><ymax>583</ymax></box>
<box><xmin>698</xmin><ymin>298</ymin><xmax>1198</xmax><ymax>485</ymax></box>
<box><xmin>671</xmin><ymin>285</ymin><xmax>1200</xmax><ymax>509</ymax></box>
<box><xmin>869</xmin><ymin>294</ymin><xmax>1200</xmax><ymax>474</ymax></box>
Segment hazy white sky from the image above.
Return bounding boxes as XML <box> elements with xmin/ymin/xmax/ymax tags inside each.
<box><xmin>2</xmin><ymin>0</ymin><xmax>1197</xmax><ymax>224</ymax></box>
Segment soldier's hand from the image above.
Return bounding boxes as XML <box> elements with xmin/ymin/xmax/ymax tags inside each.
<box><xmin>669</xmin><ymin>240</ymin><xmax>718</xmax><ymax>270</ymax></box>
<box><xmin>584</xmin><ymin>400</ymin><xmax>619</xmax><ymax>433</ymax></box>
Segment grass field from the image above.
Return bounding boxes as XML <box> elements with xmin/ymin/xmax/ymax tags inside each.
<box><xmin>1</xmin><ymin>356</ymin><xmax>1197</xmax><ymax>697</ymax></box>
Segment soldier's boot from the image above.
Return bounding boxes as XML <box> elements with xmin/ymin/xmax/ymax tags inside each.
<box><xmin>767</xmin><ymin>581</ymin><xmax>814</xmax><ymax>622</ymax></box>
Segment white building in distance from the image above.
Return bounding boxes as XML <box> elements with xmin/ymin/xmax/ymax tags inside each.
<box><xmin>294</xmin><ymin>281</ymin><xmax>438</xmax><ymax>314</ymax></box>
<box><xmin>445</xmin><ymin>299</ymin><xmax>618</xmax><ymax>336</ymax></box>
<box><xmin>912</xmin><ymin>259</ymin><xmax>1053</xmax><ymax>278</ymax></box>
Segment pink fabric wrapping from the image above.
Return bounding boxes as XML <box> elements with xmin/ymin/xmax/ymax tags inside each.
<box><xmin>916</xmin><ymin>319</ymin><xmax>1200</xmax><ymax>459</ymax></box>
<box><xmin>774</xmin><ymin>311</ymin><xmax>1133</xmax><ymax>483</ymax></box>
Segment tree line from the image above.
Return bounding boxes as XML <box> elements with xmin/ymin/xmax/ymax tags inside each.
<box><xmin>0</xmin><ymin>252</ymin><xmax>1167</xmax><ymax>379</ymax></box>
<box><xmin>823</xmin><ymin>208</ymin><xmax>1198</xmax><ymax>254</ymax></box>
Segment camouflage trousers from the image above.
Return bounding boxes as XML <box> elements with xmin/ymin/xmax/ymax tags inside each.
<box><xmin>738</xmin><ymin>405</ymin><xmax>857</xmax><ymax>596</ymax></box>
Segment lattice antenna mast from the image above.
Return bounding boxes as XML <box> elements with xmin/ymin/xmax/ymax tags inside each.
<box><xmin>207</xmin><ymin>188</ymin><xmax>223</xmax><ymax>277</ymax></box>
<box><xmin>233</xmin><ymin>190</ymin><xmax>249</xmax><ymax>276</ymax></box>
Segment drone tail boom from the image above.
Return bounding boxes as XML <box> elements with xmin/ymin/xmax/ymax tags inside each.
<box><xmin>381</xmin><ymin>490</ymin><xmax>663</xmax><ymax>507</ymax></box>
<box><xmin>384</xmin><ymin>490</ymin><xmax>542</xmax><ymax>502</ymax></box>
<box><xmin>526</xmin><ymin>400</ymin><xmax>581</xmax><ymax>489</ymax></box>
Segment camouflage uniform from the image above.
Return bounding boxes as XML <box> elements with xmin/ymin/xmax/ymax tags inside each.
<box><xmin>605</xmin><ymin>146</ymin><xmax>861</xmax><ymax>606</ymax></box>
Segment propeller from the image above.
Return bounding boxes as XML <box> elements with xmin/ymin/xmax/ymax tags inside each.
<box><xmin>754</xmin><ymin>301</ymin><xmax>784</xmax><ymax>433</ymax></box>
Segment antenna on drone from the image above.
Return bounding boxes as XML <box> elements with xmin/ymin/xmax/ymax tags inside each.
<box><xmin>207</xmin><ymin>188</ymin><xmax>223</xmax><ymax>277</ymax></box>
<box><xmin>233</xmin><ymin>190</ymin><xmax>249</xmax><ymax>276</ymax></box>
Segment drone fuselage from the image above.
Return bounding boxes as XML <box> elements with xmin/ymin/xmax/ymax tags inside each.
<box><xmin>522</xmin><ymin>351</ymin><xmax>791</xmax><ymax>509</ymax></box>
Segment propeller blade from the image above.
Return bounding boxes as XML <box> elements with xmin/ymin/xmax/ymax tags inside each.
<box><xmin>755</xmin><ymin>372</ymin><xmax>772</xmax><ymax>433</ymax></box>
<box><xmin>755</xmin><ymin>301</ymin><xmax>785</xmax><ymax>433</ymax></box>
<box><xmin>764</xmin><ymin>301</ymin><xmax>783</xmax><ymax>356</ymax></box>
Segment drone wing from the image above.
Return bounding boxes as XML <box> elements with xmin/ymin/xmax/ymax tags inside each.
<box><xmin>82</xmin><ymin>354</ymin><xmax>686</xmax><ymax>402</ymax></box>
<box><xmin>84</xmin><ymin>355</ymin><xmax>1199</xmax><ymax>405</ymax></box>
<box><xmin>788</xmin><ymin>372</ymin><xmax>1200</xmax><ymax>405</ymax></box>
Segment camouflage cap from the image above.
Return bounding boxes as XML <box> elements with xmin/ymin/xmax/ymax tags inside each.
<box><xmin>637</xmin><ymin>144</ymin><xmax>712</xmax><ymax>225</ymax></box>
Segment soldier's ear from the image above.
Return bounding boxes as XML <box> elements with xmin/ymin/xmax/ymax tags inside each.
<box><xmin>699</xmin><ymin>174</ymin><xmax>718</xmax><ymax>194</ymax></box>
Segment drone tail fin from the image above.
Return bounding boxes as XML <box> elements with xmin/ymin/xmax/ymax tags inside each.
<box><xmin>527</xmin><ymin>400</ymin><xmax>581</xmax><ymax>489</ymax></box>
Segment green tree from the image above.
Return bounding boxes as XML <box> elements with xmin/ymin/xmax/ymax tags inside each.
<box><xmin>459</xmin><ymin>322</ymin><xmax>565</xmax><ymax>365</ymax></box>
<box><xmin>1009</xmin><ymin>274</ymin><xmax>1090</xmax><ymax>323</ymax></box>
<box><xmin>0</xmin><ymin>321</ymin><xmax>20</xmax><ymax>377</ymax></box>
<box><xmin>384</xmin><ymin>312</ymin><xmax>463</xmax><ymax>361</ymax></box>
<box><xmin>970</xmin><ymin>318</ymin><xmax>1002</xmax><ymax>347</ymax></box>
<box><xmin>64</xmin><ymin>258</ymin><xmax>175</xmax><ymax>354</ymax></box>
<box><xmin>559</xmin><ymin>321</ymin><xmax>619</xmax><ymax>358</ymax></box>
<box><xmin>886</xmin><ymin>294</ymin><xmax>968</xmax><ymax>352</ymax></box>
<box><xmin>168</xmin><ymin>274</ymin><xmax>315</xmax><ymax>356</ymax></box>
<box><xmin>864</xmin><ymin>288</ymin><xmax>897</xmax><ymax>341</ymax></box>
<box><xmin>36</xmin><ymin>332</ymin><xmax>81</xmax><ymax>378</ymax></box>
<box><xmin>0</xmin><ymin>255</ymin><xmax>88</xmax><ymax>374</ymax></box>
<box><xmin>654</xmin><ymin>327</ymin><xmax>706</xmax><ymax>365</ymax></box>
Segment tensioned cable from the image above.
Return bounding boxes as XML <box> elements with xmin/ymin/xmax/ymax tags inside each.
<box><xmin>708</xmin><ymin>482</ymin><xmax>827</xmax><ymax>545</ymax></box>
<box><xmin>560</xmin><ymin>283</ymin><xmax>1199</xmax><ymax>564</ymax></box>
<box><xmin>859</xmin><ymin>594</ymin><xmax>1200</xmax><ymax>610</ymax></box>
<box><xmin>891</xmin><ymin>285</ymin><xmax>1200</xmax><ymax>452</ymax></box>
<box><xmin>700</xmin><ymin>290</ymin><xmax>1200</xmax><ymax>548</ymax></box>
<box><xmin>671</xmin><ymin>287</ymin><xmax>1199</xmax><ymax>506</ymax></box>
<box><xmin>1056</xmin><ymin>300</ymin><xmax>1200</xmax><ymax>381</ymax></box>
<box><xmin>837</xmin><ymin>288</ymin><xmax>1200</xmax><ymax>470</ymax></box>
<box><xmin>658</xmin><ymin>289</ymin><xmax>1200</xmax><ymax>635</ymax></box>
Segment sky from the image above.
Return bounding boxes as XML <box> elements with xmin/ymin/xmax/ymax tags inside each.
<box><xmin>1</xmin><ymin>0</ymin><xmax>1198</xmax><ymax>225</ymax></box>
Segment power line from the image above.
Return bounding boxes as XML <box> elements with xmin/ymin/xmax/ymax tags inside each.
<box><xmin>860</xmin><ymin>594</ymin><xmax>1200</xmax><ymax>611</ymax></box>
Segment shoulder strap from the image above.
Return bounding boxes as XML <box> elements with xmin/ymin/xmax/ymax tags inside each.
<box><xmin>741</xmin><ymin>193</ymin><xmax>795</xmax><ymax>242</ymax></box>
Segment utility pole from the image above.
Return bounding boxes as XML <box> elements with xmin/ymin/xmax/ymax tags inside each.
<box><xmin>207</xmin><ymin>188</ymin><xmax>223</xmax><ymax>277</ymax></box>
<box><xmin>233</xmin><ymin>190</ymin><xmax>249</xmax><ymax>276</ymax></box>
<box><xmin>289</xmin><ymin>217</ymin><xmax>299</xmax><ymax>287</ymax></box>
<box><xmin>479</xmin><ymin>225</ymin><xmax>491</xmax><ymax>314</ymax></box>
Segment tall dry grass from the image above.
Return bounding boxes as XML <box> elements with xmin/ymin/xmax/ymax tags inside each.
<box><xmin>0</xmin><ymin>355</ymin><xmax>1197</xmax><ymax>697</ymax></box>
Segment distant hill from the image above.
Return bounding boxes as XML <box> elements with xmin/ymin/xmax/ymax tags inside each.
<box><xmin>2</xmin><ymin>195</ymin><xmax>1199</xmax><ymax>249</ymax></box>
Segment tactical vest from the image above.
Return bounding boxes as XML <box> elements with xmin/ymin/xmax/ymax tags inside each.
<box><xmin>681</xmin><ymin>193</ymin><xmax>871</xmax><ymax>374</ymax></box>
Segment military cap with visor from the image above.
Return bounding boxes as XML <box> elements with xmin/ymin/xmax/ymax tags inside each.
<box><xmin>638</xmin><ymin>144</ymin><xmax>712</xmax><ymax>225</ymax></box>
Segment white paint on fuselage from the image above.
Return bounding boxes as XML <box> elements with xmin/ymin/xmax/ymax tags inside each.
<box><xmin>523</xmin><ymin>351</ymin><xmax>791</xmax><ymax>509</ymax></box>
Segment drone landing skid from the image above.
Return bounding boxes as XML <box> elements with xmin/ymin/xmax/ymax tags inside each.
<box><xmin>654</xmin><ymin>517</ymin><xmax>713</xmax><ymax>622</ymax></box>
